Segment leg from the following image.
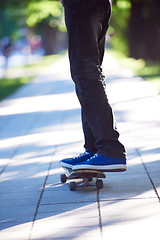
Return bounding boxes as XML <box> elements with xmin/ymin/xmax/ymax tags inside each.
<box><xmin>64</xmin><ymin>0</ymin><xmax>126</xmax><ymax>159</ymax></box>
<box><xmin>81</xmin><ymin>109</ymin><xmax>96</xmax><ymax>153</ymax></box>
<box><xmin>80</xmin><ymin>2</ymin><xmax>109</xmax><ymax>154</ymax></box>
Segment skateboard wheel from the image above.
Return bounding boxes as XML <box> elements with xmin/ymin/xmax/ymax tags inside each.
<box><xmin>96</xmin><ymin>179</ymin><xmax>103</xmax><ymax>189</ymax></box>
<box><xmin>61</xmin><ymin>174</ymin><xmax>67</xmax><ymax>183</ymax></box>
<box><xmin>69</xmin><ymin>182</ymin><xmax>77</xmax><ymax>191</ymax></box>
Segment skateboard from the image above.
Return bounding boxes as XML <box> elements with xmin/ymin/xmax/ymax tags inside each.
<box><xmin>60</xmin><ymin>167</ymin><xmax>106</xmax><ymax>191</ymax></box>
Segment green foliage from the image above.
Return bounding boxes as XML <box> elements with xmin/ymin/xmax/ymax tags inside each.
<box><xmin>135</xmin><ymin>62</ymin><xmax>160</xmax><ymax>91</ymax></box>
<box><xmin>0</xmin><ymin>0</ymin><xmax>64</xmax><ymax>39</ymax></box>
<box><xmin>109</xmin><ymin>0</ymin><xmax>131</xmax><ymax>56</ymax></box>
<box><xmin>26</xmin><ymin>1</ymin><xmax>62</xmax><ymax>27</ymax></box>
<box><xmin>0</xmin><ymin>2</ymin><xmax>26</xmax><ymax>38</ymax></box>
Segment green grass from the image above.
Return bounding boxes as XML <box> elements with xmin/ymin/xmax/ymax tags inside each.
<box><xmin>0</xmin><ymin>77</ymin><xmax>32</xmax><ymax>101</ymax></box>
<box><xmin>109</xmin><ymin>50</ymin><xmax>160</xmax><ymax>92</ymax></box>
<box><xmin>134</xmin><ymin>64</ymin><xmax>160</xmax><ymax>91</ymax></box>
<box><xmin>0</xmin><ymin>52</ymin><xmax>65</xmax><ymax>101</ymax></box>
<box><xmin>15</xmin><ymin>52</ymin><xmax>65</xmax><ymax>70</ymax></box>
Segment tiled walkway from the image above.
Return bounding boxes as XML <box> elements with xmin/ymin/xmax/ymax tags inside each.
<box><xmin>0</xmin><ymin>54</ymin><xmax>160</xmax><ymax>240</ymax></box>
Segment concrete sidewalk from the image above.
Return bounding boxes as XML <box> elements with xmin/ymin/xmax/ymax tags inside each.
<box><xmin>0</xmin><ymin>53</ymin><xmax>160</xmax><ymax>240</ymax></box>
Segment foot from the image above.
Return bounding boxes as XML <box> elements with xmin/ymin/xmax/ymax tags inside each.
<box><xmin>59</xmin><ymin>149</ymin><xmax>94</xmax><ymax>169</ymax></box>
<box><xmin>72</xmin><ymin>154</ymin><xmax>127</xmax><ymax>172</ymax></box>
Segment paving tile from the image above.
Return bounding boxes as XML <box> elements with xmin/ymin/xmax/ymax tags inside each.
<box><xmin>0</xmin><ymin>158</ymin><xmax>10</xmax><ymax>174</ymax></box>
<box><xmin>0</xmin><ymin>112</ymin><xmax>39</xmax><ymax>136</ymax></box>
<box><xmin>0</xmin><ymin>206</ymin><xmax>35</xmax><ymax>231</ymax></box>
<box><xmin>0</xmin><ymin>185</ymin><xmax>41</xmax><ymax>200</ymax></box>
<box><xmin>41</xmin><ymin>185</ymin><xmax>97</xmax><ymax>204</ymax></box>
<box><xmin>37</xmin><ymin>205</ymin><xmax>99</xmax><ymax>227</ymax></box>
<box><xmin>0</xmin><ymin>147</ymin><xmax>18</xmax><ymax>162</ymax></box>
<box><xmin>37</xmin><ymin>202</ymin><xmax>99</xmax><ymax>219</ymax></box>
<box><xmin>31</xmin><ymin>226</ymin><xmax>101</xmax><ymax>240</ymax></box>
<box><xmin>0</xmin><ymin>205</ymin><xmax>35</xmax><ymax>220</ymax></box>
<box><xmin>0</xmin><ymin>192</ymin><xmax>40</xmax><ymax>208</ymax></box>
<box><xmin>0</xmin><ymin>177</ymin><xmax>45</xmax><ymax>193</ymax></box>
<box><xmin>149</xmin><ymin>172</ymin><xmax>160</xmax><ymax>197</ymax></box>
<box><xmin>0</xmin><ymin>54</ymin><xmax>160</xmax><ymax>240</ymax></box>
<box><xmin>99</xmin><ymin>171</ymin><xmax>156</xmax><ymax>200</ymax></box>
<box><xmin>100</xmin><ymin>198</ymin><xmax>160</xmax><ymax>240</ymax></box>
<box><xmin>31</xmin><ymin>208</ymin><xmax>101</xmax><ymax>240</ymax></box>
<box><xmin>124</xmin><ymin>155</ymin><xmax>146</xmax><ymax>174</ymax></box>
<box><xmin>0</xmin><ymin>222</ymin><xmax>32</xmax><ymax>240</ymax></box>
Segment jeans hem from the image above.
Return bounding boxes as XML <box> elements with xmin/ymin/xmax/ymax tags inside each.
<box><xmin>97</xmin><ymin>150</ymin><xmax>126</xmax><ymax>159</ymax></box>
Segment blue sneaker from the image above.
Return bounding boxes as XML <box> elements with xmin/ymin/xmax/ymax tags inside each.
<box><xmin>59</xmin><ymin>149</ymin><xmax>94</xmax><ymax>169</ymax></box>
<box><xmin>72</xmin><ymin>154</ymin><xmax>127</xmax><ymax>172</ymax></box>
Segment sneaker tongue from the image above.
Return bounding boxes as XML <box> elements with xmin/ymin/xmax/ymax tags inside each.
<box><xmin>85</xmin><ymin>149</ymin><xmax>93</xmax><ymax>154</ymax></box>
<box><xmin>85</xmin><ymin>149</ymin><xmax>90</xmax><ymax>153</ymax></box>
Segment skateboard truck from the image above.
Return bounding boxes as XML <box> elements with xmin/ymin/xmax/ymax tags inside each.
<box><xmin>60</xmin><ymin>169</ymin><xmax>106</xmax><ymax>191</ymax></box>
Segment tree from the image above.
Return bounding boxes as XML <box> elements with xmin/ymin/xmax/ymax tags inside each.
<box><xmin>0</xmin><ymin>0</ymin><xmax>26</xmax><ymax>38</ymax></box>
<box><xmin>109</xmin><ymin>0</ymin><xmax>131</xmax><ymax>56</ymax></box>
<box><xmin>0</xmin><ymin>0</ymin><xmax>64</xmax><ymax>55</ymax></box>
<box><xmin>110</xmin><ymin>0</ymin><xmax>160</xmax><ymax>62</ymax></box>
<box><xmin>128</xmin><ymin>0</ymin><xmax>160</xmax><ymax>61</ymax></box>
<box><xmin>26</xmin><ymin>0</ymin><xmax>64</xmax><ymax>55</ymax></box>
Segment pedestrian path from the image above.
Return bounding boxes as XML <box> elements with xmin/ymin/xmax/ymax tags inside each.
<box><xmin>0</xmin><ymin>53</ymin><xmax>160</xmax><ymax>240</ymax></box>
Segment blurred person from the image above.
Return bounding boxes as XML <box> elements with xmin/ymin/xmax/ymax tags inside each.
<box><xmin>1</xmin><ymin>37</ymin><xmax>13</xmax><ymax>69</ymax></box>
<box><xmin>60</xmin><ymin>0</ymin><xmax>127</xmax><ymax>172</ymax></box>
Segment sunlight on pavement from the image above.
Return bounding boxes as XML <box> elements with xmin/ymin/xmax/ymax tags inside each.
<box><xmin>0</xmin><ymin>171</ymin><xmax>19</xmax><ymax>182</ymax></box>
<box><xmin>0</xmin><ymin>92</ymin><xmax>79</xmax><ymax>116</ymax></box>
<box><xmin>30</xmin><ymin>167</ymin><xmax>62</xmax><ymax>179</ymax></box>
<box><xmin>0</xmin><ymin>222</ymin><xmax>32</xmax><ymax>240</ymax></box>
<box><xmin>0</xmin><ymin>128</ymin><xmax>83</xmax><ymax>150</ymax></box>
<box><xmin>1</xmin><ymin>54</ymin><xmax>160</xmax><ymax>240</ymax></box>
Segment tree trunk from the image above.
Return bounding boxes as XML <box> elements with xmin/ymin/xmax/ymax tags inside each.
<box><xmin>42</xmin><ymin>23</ymin><xmax>58</xmax><ymax>55</ymax></box>
<box><xmin>129</xmin><ymin>0</ymin><xmax>160</xmax><ymax>61</ymax></box>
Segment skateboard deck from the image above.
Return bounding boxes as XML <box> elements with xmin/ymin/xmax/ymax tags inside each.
<box><xmin>61</xmin><ymin>168</ymin><xmax>106</xmax><ymax>191</ymax></box>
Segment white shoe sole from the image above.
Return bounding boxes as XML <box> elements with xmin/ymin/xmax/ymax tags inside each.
<box><xmin>72</xmin><ymin>164</ymin><xmax>127</xmax><ymax>172</ymax></box>
<box><xmin>60</xmin><ymin>161</ymin><xmax>72</xmax><ymax>169</ymax></box>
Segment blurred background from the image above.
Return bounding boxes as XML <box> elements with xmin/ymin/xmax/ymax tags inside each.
<box><xmin>0</xmin><ymin>0</ymin><xmax>160</xmax><ymax>100</ymax></box>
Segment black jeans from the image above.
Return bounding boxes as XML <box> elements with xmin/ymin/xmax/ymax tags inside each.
<box><xmin>63</xmin><ymin>0</ymin><xmax>126</xmax><ymax>159</ymax></box>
